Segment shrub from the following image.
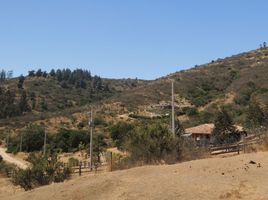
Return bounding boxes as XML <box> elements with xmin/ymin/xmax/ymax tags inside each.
<box><xmin>7</xmin><ymin>124</ymin><xmax>45</xmax><ymax>153</ymax></box>
<box><xmin>127</xmin><ymin>122</ymin><xmax>182</xmax><ymax>164</ymax></box>
<box><xmin>110</xmin><ymin>122</ymin><xmax>134</xmax><ymax>150</ymax></box>
<box><xmin>12</xmin><ymin>153</ymin><xmax>71</xmax><ymax>191</ymax></box>
<box><xmin>53</xmin><ymin>128</ymin><xmax>90</xmax><ymax>152</ymax></box>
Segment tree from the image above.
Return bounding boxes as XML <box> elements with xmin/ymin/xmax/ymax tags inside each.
<box><xmin>0</xmin><ymin>88</ymin><xmax>19</xmax><ymax>118</ymax></box>
<box><xmin>93</xmin><ymin>133</ymin><xmax>107</xmax><ymax>163</ymax></box>
<box><xmin>0</xmin><ymin>70</ymin><xmax>6</xmax><ymax>82</ymax></box>
<box><xmin>49</xmin><ymin>69</ymin><xmax>56</xmax><ymax>77</ymax></box>
<box><xmin>29</xmin><ymin>92</ymin><xmax>36</xmax><ymax>110</ymax></box>
<box><xmin>128</xmin><ymin>122</ymin><xmax>181</xmax><ymax>163</ymax></box>
<box><xmin>19</xmin><ymin>90</ymin><xmax>31</xmax><ymax>112</ymax></box>
<box><xmin>110</xmin><ymin>122</ymin><xmax>134</xmax><ymax>150</ymax></box>
<box><xmin>28</xmin><ymin>70</ymin><xmax>35</xmax><ymax>77</ymax></box>
<box><xmin>40</xmin><ymin>97</ymin><xmax>48</xmax><ymax>111</ymax></box>
<box><xmin>42</xmin><ymin>71</ymin><xmax>48</xmax><ymax>78</ymax></box>
<box><xmin>17</xmin><ymin>75</ymin><xmax>25</xmax><ymax>89</ymax></box>
<box><xmin>212</xmin><ymin>108</ymin><xmax>238</xmax><ymax>144</ymax></box>
<box><xmin>21</xmin><ymin>124</ymin><xmax>44</xmax><ymax>152</ymax></box>
<box><xmin>56</xmin><ymin>69</ymin><xmax>62</xmax><ymax>82</ymax></box>
<box><xmin>246</xmin><ymin>101</ymin><xmax>267</xmax><ymax>129</ymax></box>
<box><xmin>36</xmin><ymin>69</ymin><xmax>43</xmax><ymax>77</ymax></box>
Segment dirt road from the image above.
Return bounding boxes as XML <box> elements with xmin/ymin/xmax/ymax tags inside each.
<box><xmin>2</xmin><ymin>151</ymin><xmax>268</xmax><ymax>200</ymax></box>
<box><xmin>0</xmin><ymin>147</ymin><xmax>28</xmax><ymax>169</ymax></box>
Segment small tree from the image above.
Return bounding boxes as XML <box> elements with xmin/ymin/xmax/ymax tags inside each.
<box><xmin>17</xmin><ymin>75</ymin><xmax>25</xmax><ymax>89</ymax></box>
<box><xmin>212</xmin><ymin>108</ymin><xmax>238</xmax><ymax>145</ymax></box>
<box><xmin>246</xmin><ymin>101</ymin><xmax>267</xmax><ymax>129</ymax></box>
<box><xmin>19</xmin><ymin>91</ymin><xmax>31</xmax><ymax>112</ymax></box>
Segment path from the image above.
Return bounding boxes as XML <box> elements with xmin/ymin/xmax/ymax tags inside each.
<box><xmin>0</xmin><ymin>147</ymin><xmax>28</xmax><ymax>169</ymax></box>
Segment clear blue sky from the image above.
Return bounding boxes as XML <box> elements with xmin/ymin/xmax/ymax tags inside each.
<box><xmin>0</xmin><ymin>0</ymin><xmax>268</xmax><ymax>80</ymax></box>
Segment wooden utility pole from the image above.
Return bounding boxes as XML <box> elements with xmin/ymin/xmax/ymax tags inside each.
<box><xmin>89</xmin><ymin>108</ymin><xmax>94</xmax><ymax>171</ymax></box>
<box><xmin>6</xmin><ymin>129</ymin><xmax>10</xmax><ymax>148</ymax></box>
<box><xmin>43</xmin><ymin>128</ymin><xmax>47</xmax><ymax>155</ymax></box>
<box><xmin>171</xmin><ymin>80</ymin><xmax>175</xmax><ymax>137</ymax></box>
<box><xmin>19</xmin><ymin>133</ymin><xmax>23</xmax><ymax>152</ymax></box>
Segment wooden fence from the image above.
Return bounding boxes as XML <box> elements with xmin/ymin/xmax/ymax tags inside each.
<box><xmin>210</xmin><ymin>135</ymin><xmax>263</xmax><ymax>155</ymax></box>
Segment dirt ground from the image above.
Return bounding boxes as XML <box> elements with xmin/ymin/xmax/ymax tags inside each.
<box><xmin>1</xmin><ymin>151</ymin><xmax>268</xmax><ymax>200</ymax></box>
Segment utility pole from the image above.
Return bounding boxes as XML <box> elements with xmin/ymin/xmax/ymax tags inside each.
<box><xmin>43</xmin><ymin>127</ymin><xmax>47</xmax><ymax>155</ymax></box>
<box><xmin>19</xmin><ymin>132</ymin><xmax>23</xmax><ymax>152</ymax></box>
<box><xmin>89</xmin><ymin>108</ymin><xmax>94</xmax><ymax>171</ymax></box>
<box><xmin>6</xmin><ymin>129</ymin><xmax>10</xmax><ymax>148</ymax></box>
<box><xmin>171</xmin><ymin>80</ymin><xmax>175</xmax><ymax>137</ymax></box>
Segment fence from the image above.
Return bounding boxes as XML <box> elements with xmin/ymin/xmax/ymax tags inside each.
<box><xmin>210</xmin><ymin>135</ymin><xmax>264</xmax><ymax>155</ymax></box>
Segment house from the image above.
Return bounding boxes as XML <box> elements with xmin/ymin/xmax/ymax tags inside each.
<box><xmin>184</xmin><ymin>123</ymin><xmax>246</xmax><ymax>144</ymax></box>
<box><xmin>184</xmin><ymin>123</ymin><xmax>214</xmax><ymax>143</ymax></box>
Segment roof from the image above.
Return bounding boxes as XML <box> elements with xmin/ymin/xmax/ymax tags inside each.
<box><xmin>184</xmin><ymin>124</ymin><xmax>245</xmax><ymax>135</ymax></box>
<box><xmin>185</xmin><ymin>123</ymin><xmax>215</xmax><ymax>135</ymax></box>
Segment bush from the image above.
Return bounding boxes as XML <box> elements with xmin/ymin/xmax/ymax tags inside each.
<box><xmin>110</xmin><ymin>122</ymin><xmax>134</xmax><ymax>150</ymax></box>
<box><xmin>7</xmin><ymin>124</ymin><xmax>45</xmax><ymax>153</ymax></box>
<box><xmin>127</xmin><ymin>122</ymin><xmax>182</xmax><ymax>164</ymax></box>
<box><xmin>0</xmin><ymin>159</ymin><xmax>16</xmax><ymax>177</ymax></box>
<box><xmin>12</xmin><ymin>153</ymin><xmax>71</xmax><ymax>191</ymax></box>
<box><xmin>53</xmin><ymin>128</ymin><xmax>90</xmax><ymax>152</ymax></box>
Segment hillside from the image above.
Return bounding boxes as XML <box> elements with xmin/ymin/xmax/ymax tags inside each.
<box><xmin>107</xmin><ymin>48</ymin><xmax>268</xmax><ymax>126</ymax></box>
<box><xmin>2</xmin><ymin>151</ymin><xmax>268</xmax><ymax>200</ymax></box>
<box><xmin>1</xmin><ymin>47</ymin><xmax>268</xmax><ymax>130</ymax></box>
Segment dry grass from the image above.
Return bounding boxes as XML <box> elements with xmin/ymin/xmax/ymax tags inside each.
<box><xmin>2</xmin><ymin>151</ymin><xmax>268</xmax><ymax>200</ymax></box>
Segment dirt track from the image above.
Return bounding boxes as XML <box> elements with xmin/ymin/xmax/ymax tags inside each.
<box><xmin>0</xmin><ymin>147</ymin><xmax>28</xmax><ymax>169</ymax></box>
<box><xmin>2</xmin><ymin>151</ymin><xmax>268</xmax><ymax>200</ymax></box>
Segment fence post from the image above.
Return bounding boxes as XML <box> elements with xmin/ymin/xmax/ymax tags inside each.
<box><xmin>110</xmin><ymin>152</ymin><xmax>113</xmax><ymax>172</ymax></box>
<box><xmin>79</xmin><ymin>162</ymin><xmax>82</xmax><ymax>176</ymax></box>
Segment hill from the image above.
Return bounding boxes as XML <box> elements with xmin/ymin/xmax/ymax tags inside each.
<box><xmin>2</xmin><ymin>151</ymin><xmax>268</xmax><ymax>200</ymax></box>
<box><xmin>107</xmin><ymin>47</ymin><xmax>268</xmax><ymax>126</ymax></box>
<box><xmin>1</xmin><ymin>47</ymin><xmax>268</xmax><ymax>131</ymax></box>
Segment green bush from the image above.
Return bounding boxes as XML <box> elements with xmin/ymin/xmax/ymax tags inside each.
<box><xmin>7</xmin><ymin>124</ymin><xmax>45</xmax><ymax>153</ymax></box>
<box><xmin>12</xmin><ymin>153</ymin><xmax>72</xmax><ymax>191</ymax></box>
<box><xmin>53</xmin><ymin>128</ymin><xmax>89</xmax><ymax>152</ymax></box>
<box><xmin>127</xmin><ymin>122</ymin><xmax>182</xmax><ymax>164</ymax></box>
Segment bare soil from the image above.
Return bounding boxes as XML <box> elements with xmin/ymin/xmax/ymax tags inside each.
<box><xmin>2</xmin><ymin>151</ymin><xmax>268</xmax><ymax>200</ymax></box>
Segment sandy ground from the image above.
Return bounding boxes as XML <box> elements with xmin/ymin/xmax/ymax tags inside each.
<box><xmin>0</xmin><ymin>147</ymin><xmax>28</xmax><ymax>169</ymax></box>
<box><xmin>1</xmin><ymin>151</ymin><xmax>268</xmax><ymax>200</ymax></box>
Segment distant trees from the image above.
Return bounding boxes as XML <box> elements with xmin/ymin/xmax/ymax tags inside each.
<box><xmin>0</xmin><ymin>86</ymin><xmax>32</xmax><ymax>119</ymax></box>
<box><xmin>260</xmin><ymin>42</ymin><xmax>267</xmax><ymax>49</ymax></box>
<box><xmin>17</xmin><ymin>75</ymin><xmax>25</xmax><ymax>89</ymax></box>
<box><xmin>28</xmin><ymin>70</ymin><xmax>35</xmax><ymax>77</ymax></box>
<box><xmin>0</xmin><ymin>70</ymin><xmax>6</xmax><ymax>82</ymax></box>
<box><xmin>0</xmin><ymin>88</ymin><xmax>19</xmax><ymax>118</ymax></box>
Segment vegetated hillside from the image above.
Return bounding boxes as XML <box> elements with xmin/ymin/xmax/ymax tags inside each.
<box><xmin>0</xmin><ymin>69</ymin><xmax>149</xmax><ymax>127</ymax></box>
<box><xmin>109</xmin><ymin>47</ymin><xmax>268</xmax><ymax>126</ymax></box>
<box><xmin>1</xmin><ymin>48</ymin><xmax>268</xmax><ymax>129</ymax></box>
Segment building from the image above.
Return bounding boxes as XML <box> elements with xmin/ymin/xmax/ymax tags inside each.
<box><xmin>184</xmin><ymin>123</ymin><xmax>246</xmax><ymax>144</ymax></box>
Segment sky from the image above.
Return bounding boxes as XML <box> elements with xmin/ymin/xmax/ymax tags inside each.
<box><xmin>0</xmin><ymin>0</ymin><xmax>268</xmax><ymax>80</ymax></box>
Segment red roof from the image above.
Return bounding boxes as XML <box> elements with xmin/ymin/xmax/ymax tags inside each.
<box><xmin>185</xmin><ymin>124</ymin><xmax>244</xmax><ymax>135</ymax></box>
<box><xmin>185</xmin><ymin>123</ymin><xmax>215</xmax><ymax>135</ymax></box>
